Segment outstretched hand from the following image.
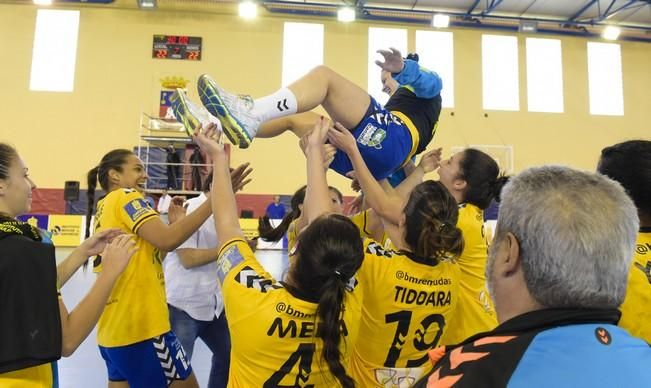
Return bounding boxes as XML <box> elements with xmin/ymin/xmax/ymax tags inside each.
<box><xmin>230</xmin><ymin>162</ymin><xmax>253</xmax><ymax>192</ymax></box>
<box><xmin>307</xmin><ymin>116</ymin><xmax>332</xmax><ymax>148</ymax></box>
<box><xmin>327</xmin><ymin>122</ymin><xmax>357</xmax><ymax>155</ymax></box>
<box><xmin>418</xmin><ymin>148</ymin><xmax>443</xmax><ymax>173</ymax></box>
<box><xmin>79</xmin><ymin>228</ymin><xmax>124</xmax><ymax>257</ymax></box>
<box><xmin>375</xmin><ymin>47</ymin><xmax>404</xmax><ymax>74</ymax></box>
<box><xmin>193</xmin><ymin>123</ymin><xmax>225</xmax><ymax>158</ymax></box>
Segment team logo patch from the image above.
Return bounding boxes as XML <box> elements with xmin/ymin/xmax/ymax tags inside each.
<box><xmin>595</xmin><ymin>327</ymin><xmax>612</xmax><ymax>345</ymax></box>
<box><xmin>217</xmin><ymin>244</ymin><xmax>245</xmax><ymax>282</ymax></box>
<box><xmin>357</xmin><ymin>123</ymin><xmax>386</xmax><ymax>149</ymax></box>
<box><xmin>123</xmin><ymin>199</ymin><xmax>151</xmax><ymax>222</ymax></box>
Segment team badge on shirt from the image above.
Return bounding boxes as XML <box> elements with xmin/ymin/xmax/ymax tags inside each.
<box><xmin>123</xmin><ymin>199</ymin><xmax>152</xmax><ymax>222</ymax></box>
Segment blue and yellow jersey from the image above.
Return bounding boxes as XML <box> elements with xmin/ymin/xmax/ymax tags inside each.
<box><xmin>619</xmin><ymin>229</ymin><xmax>651</xmax><ymax>342</ymax></box>
<box><xmin>92</xmin><ymin>188</ymin><xmax>169</xmax><ymax>347</ymax></box>
<box><xmin>441</xmin><ymin>203</ymin><xmax>497</xmax><ymax>345</ymax></box>
<box><xmin>350</xmin><ymin>239</ymin><xmax>459</xmax><ymax>386</ymax></box>
<box><xmin>217</xmin><ymin>238</ymin><xmax>362</xmax><ymax>387</ymax></box>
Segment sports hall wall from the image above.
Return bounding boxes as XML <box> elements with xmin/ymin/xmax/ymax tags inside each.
<box><xmin>1</xmin><ymin>3</ymin><xmax>650</xmax><ymax>198</ymax></box>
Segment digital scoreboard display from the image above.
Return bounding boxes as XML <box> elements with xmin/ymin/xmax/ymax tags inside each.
<box><xmin>152</xmin><ymin>35</ymin><xmax>202</xmax><ymax>60</ymax></box>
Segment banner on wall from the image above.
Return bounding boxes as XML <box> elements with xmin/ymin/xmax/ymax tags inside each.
<box><xmin>47</xmin><ymin>215</ymin><xmax>84</xmax><ymax>247</ymax></box>
<box><xmin>17</xmin><ymin>214</ymin><xmax>49</xmax><ymax>230</ymax></box>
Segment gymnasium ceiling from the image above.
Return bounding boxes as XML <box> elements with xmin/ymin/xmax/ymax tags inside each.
<box><xmin>6</xmin><ymin>0</ymin><xmax>651</xmax><ymax>39</ymax></box>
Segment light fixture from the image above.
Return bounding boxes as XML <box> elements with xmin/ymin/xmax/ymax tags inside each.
<box><xmin>33</xmin><ymin>0</ymin><xmax>53</xmax><ymax>5</ymax></box>
<box><xmin>519</xmin><ymin>20</ymin><xmax>538</xmax><ymax>33</ymax></box>
<box><xmin>137</xmin><ymin>0</ymin><xmax>156</xmax><ymax>8</ymax></box>
<box><xmin>602</xmin><ymin>25</ymin><xmax>621</xmax><ymax>40</ymax></box>
<box><xmin>432</xmin><ymin>13</ymin><xmax>450</xmax><ymax>28</ymax></box>
<box><xmin>338</xmin><ymin>7</ymin><xmax>356</xmax><ymax>23</ymax></box>
<box><xmin>239</xmin><ymin>1</ymin><xmax>257</xmax><ymax>19</ymax></box>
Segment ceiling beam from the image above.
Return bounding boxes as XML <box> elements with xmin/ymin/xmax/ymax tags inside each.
<box><xmin>482</xmin><ymin>0</ymin><xmax>505</xmax><ymax>15</ymax></box>
<box><xmin>466</xmin><ymin>0</ymin><xmax>481</xmax><ymax>15</ymax></box>
<box><xmin>568</xmin><ymin>0</ymin><xmax>599</xmax><ymax>21</ymax></box>
<box><xmin>600</xmin><ymin>0</ymin><xmax>641</xmax><ymax>21</ymax></box>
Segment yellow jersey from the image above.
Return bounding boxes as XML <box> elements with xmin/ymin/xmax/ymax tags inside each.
<box><xmin>217</xmin><ymin>238</ymin><xmax>362</xmax><ymax>387</ymax></box>
<box><xmin>287</xmin><ymin>219</ymin><xmax>300</xmax><ymax>255</ymax></box>
<box><xmin>440</xmin><ymin>203</ymin><xmax>497</xmax><ymax>345</ymax></box>
<box><xmin>619</xmin><ymin>229</ymin><xmax>651</xmax><ymax>342</ymax></box>
<box><xmin>350</xmin><ymin>239</ymin><xmax>459</xmax><ymax>387</ymax></box>
<box><xmin>349</xmin><ymin>210</ymin><xmax>394</xmax><ymax>249</ymax></box>
<box><xmin>0</xmin><ymin>363</ymin><xmax>56</xmax><ymax>388</ymax></box>
<box><xmin>93</xmin><ymin>188</ymin><xmax>169</xmax><ymax>347</ymax></box>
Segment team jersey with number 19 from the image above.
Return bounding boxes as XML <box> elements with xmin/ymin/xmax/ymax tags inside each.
<box><xmin>349</xmin><ymin>239</ymin><xmax>459</xmax><ymax>387</ymax></box>
<box><xmin>92</xmin><ymin>188</ymin><xmax>170</xmax><ymax>347</ymax></box>
<box><xmin>217</xmin><ymin>238</ymin><xmax>363</xmax><ymax>387</ymax></box>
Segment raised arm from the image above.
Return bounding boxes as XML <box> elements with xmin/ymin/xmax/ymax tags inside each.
<box><xmin>304</xmin><ymin>117</ymin><xmax>336</xmax><ymax>224</ymax></box>
<box><xmin>57</xmin><ymin>228</ymin><xmax>122</xmax><ymax>286</ymax></box>
<box><xmin>193</xmin><ymin>124</ymin><xmax>245</xmax><ymax>245</ymax></box>
<box><xmin>328</xmin><ymin>122</ymin><xmax>404</xmax><ymax>224</ymax></box>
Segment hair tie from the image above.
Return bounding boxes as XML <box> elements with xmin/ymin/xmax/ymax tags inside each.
<box><xmin>438</xmin><ymin>221</ymin><xmax>452</xmax><ymax>232</ymax></box>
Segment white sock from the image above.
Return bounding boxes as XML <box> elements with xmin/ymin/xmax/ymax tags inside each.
<box><xmin>252</xmin><ymin>88</ymin><xmax>298</xmax><ymax>123</ymax></box>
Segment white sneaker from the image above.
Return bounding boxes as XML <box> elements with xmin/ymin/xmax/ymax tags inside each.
<box><xmin>197</xmin><ymin>74</ymin><xmax>259</xmax><ymax>149</ymax></box>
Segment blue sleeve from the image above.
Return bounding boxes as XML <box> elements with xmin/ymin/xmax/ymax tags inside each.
<box><xmin>392</xmin><ymin>59</ymin><xmax>443</xmax><ymax>99</ymax></box>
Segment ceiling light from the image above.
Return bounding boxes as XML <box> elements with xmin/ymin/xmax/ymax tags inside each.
<box><xmin>602</xmin><ymin>26</ymin><xmax>621</xmax><ymax>40</ymax></box>
<box><xmin>338</xmin><ymin>7</ymin><xmax>356</xmax><ymax>23</ymax></box>
<box><xmin>432</xmin><ymin>14</ymin><xmax>450</xmax><ymax>28</ymax></box>
<box><xmin>33</xmin><ymin>0</ymin><xmax>53</xmax><ymax>5</ymax></box>
<box><xmin>239</xmin><ymin>1</ymin><xmax>257</xmax><ymax>19</ymax></box>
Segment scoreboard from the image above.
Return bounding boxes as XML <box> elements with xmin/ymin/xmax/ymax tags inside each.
<box><xmin>152</xmin><ymin>35</ymin><xmax>202</xmax><ymax>60</ymax></box>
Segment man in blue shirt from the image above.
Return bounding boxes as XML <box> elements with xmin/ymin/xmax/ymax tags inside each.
<box><xmin>265</xmin><ymin>195</ymin><xmax>285</xmax><ymax>220</ymax></box>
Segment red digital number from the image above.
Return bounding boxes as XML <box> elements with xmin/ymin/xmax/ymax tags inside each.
<box><xmin>179</xmin><ymin>36</ymin><xmax>189</xmax><ymax>45</ymax></box>
<box><xmin>156</xmin><ymin>49</ymin><xmax>168</xmax><ymax>58</ymax></box>
<box><xmin>167</xmin><ymin>36</ymin><xmax>177</xmax><ymax>44</ymax></box>
<box><xmin>186</xmin><ymin>51</ymin><xmax>199</xmax><ymax>60</ymax></box>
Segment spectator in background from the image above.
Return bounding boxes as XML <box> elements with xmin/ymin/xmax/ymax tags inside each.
<box><xmin>265</xmin><ymin>195</ymin><xmax>285</xmax><ymax>220</ymax></box>
<box><xmin>157</xmin><ymin>188</ymin><xmax>172</xmax><ymax>215</ymax></box>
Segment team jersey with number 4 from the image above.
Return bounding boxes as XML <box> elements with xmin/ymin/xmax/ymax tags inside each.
<box><xmin>93</xmin><ymin>188</ymin><xmax>169</xmax><ymax>347</ymax></box>
<box><xmin>349</xmin><ymin>239</ymin><xmax>459</xmax><ymax>387</ymax></box>
<box><xmin>217</xmin><ymin>238</ymin><xmax>363</xmax><ymax>387</ymax></box>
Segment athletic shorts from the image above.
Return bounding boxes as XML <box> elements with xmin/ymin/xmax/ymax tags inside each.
<box><xmin>329</xmin><ymin>96</ymin><xmax>415</xmax><ymax>180</ymax></box>
<box><xmin>99</xmin><ymin>331</ymin><xmax>192</xmax><ymax>388</ymax></box>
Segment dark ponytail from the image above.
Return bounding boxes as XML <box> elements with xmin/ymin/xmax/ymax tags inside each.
<box><xmin>85</xmin><ymin>149</ymin><xmax>134</xmax><ymax>239</ymax></box>
<box><xmin>316</xmin><ymin>277</ymin><xmax>355</xmax><ymax>388</ymax></box>
<box><xmin>290</xmin><ymin>214</ymin><xmax>363</xmax><ymax>388</ymax></box>
<box><xmin>459</xmin><ymin>148</ymin><xmax>510</xmax><ymax>210</ymax></box>
<box><xmin>85</xmin><ymin>166</ymin><xmax>100</xmax><ymax>239</ymax></box>
<box><xmin>404</xmin><ymin>181</ymin><xmax>464</xmax><ymax>261</ymax></box>
<box><xmin>491</xmin><ymin>175</ymin><xmax>510</xmax><ymax>204</ymax></box>
<box><xmin>258</xmin><ymin>186</ymin><xmax>306</xmax><ymax>242</ymax></box>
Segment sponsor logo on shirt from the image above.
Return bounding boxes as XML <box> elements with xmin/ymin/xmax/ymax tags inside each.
<box><xmin>124</xmin><ymin>199</ymin><xmax>151</xmax><ymax>222</ymax></box>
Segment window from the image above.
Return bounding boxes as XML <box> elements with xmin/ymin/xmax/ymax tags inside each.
<box><xmin>368</xmin><ymin>27</ymin><xmax>408</xmax><ymax>104</ymax></box>
<box><xmin>282</xmin><ymin>22</ymin><xmax>324</xmax><ymax>87</ymax></box>
<box><xmin>415</xmin><ymin>30</ymin><xmax>454</xmax><ymax>108</ymax></box>
<box><xmin>30</xmin><ymin>10</ymin><xmax>80</xmax><ymax>92</ymax></box>
<box><xmin>587</xmin><ymin>42</ymin><xmax>624</xmax><ymax>116</ymax></box>
<box><xmin>526</xmin><ymin>38</ymin><xmax>564</xmax><ymax>113</ymax></box>
<box><xmin>482</xmin><ymin>35</ymin><xmax>519</xmax><ymax>111</ymax></box>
